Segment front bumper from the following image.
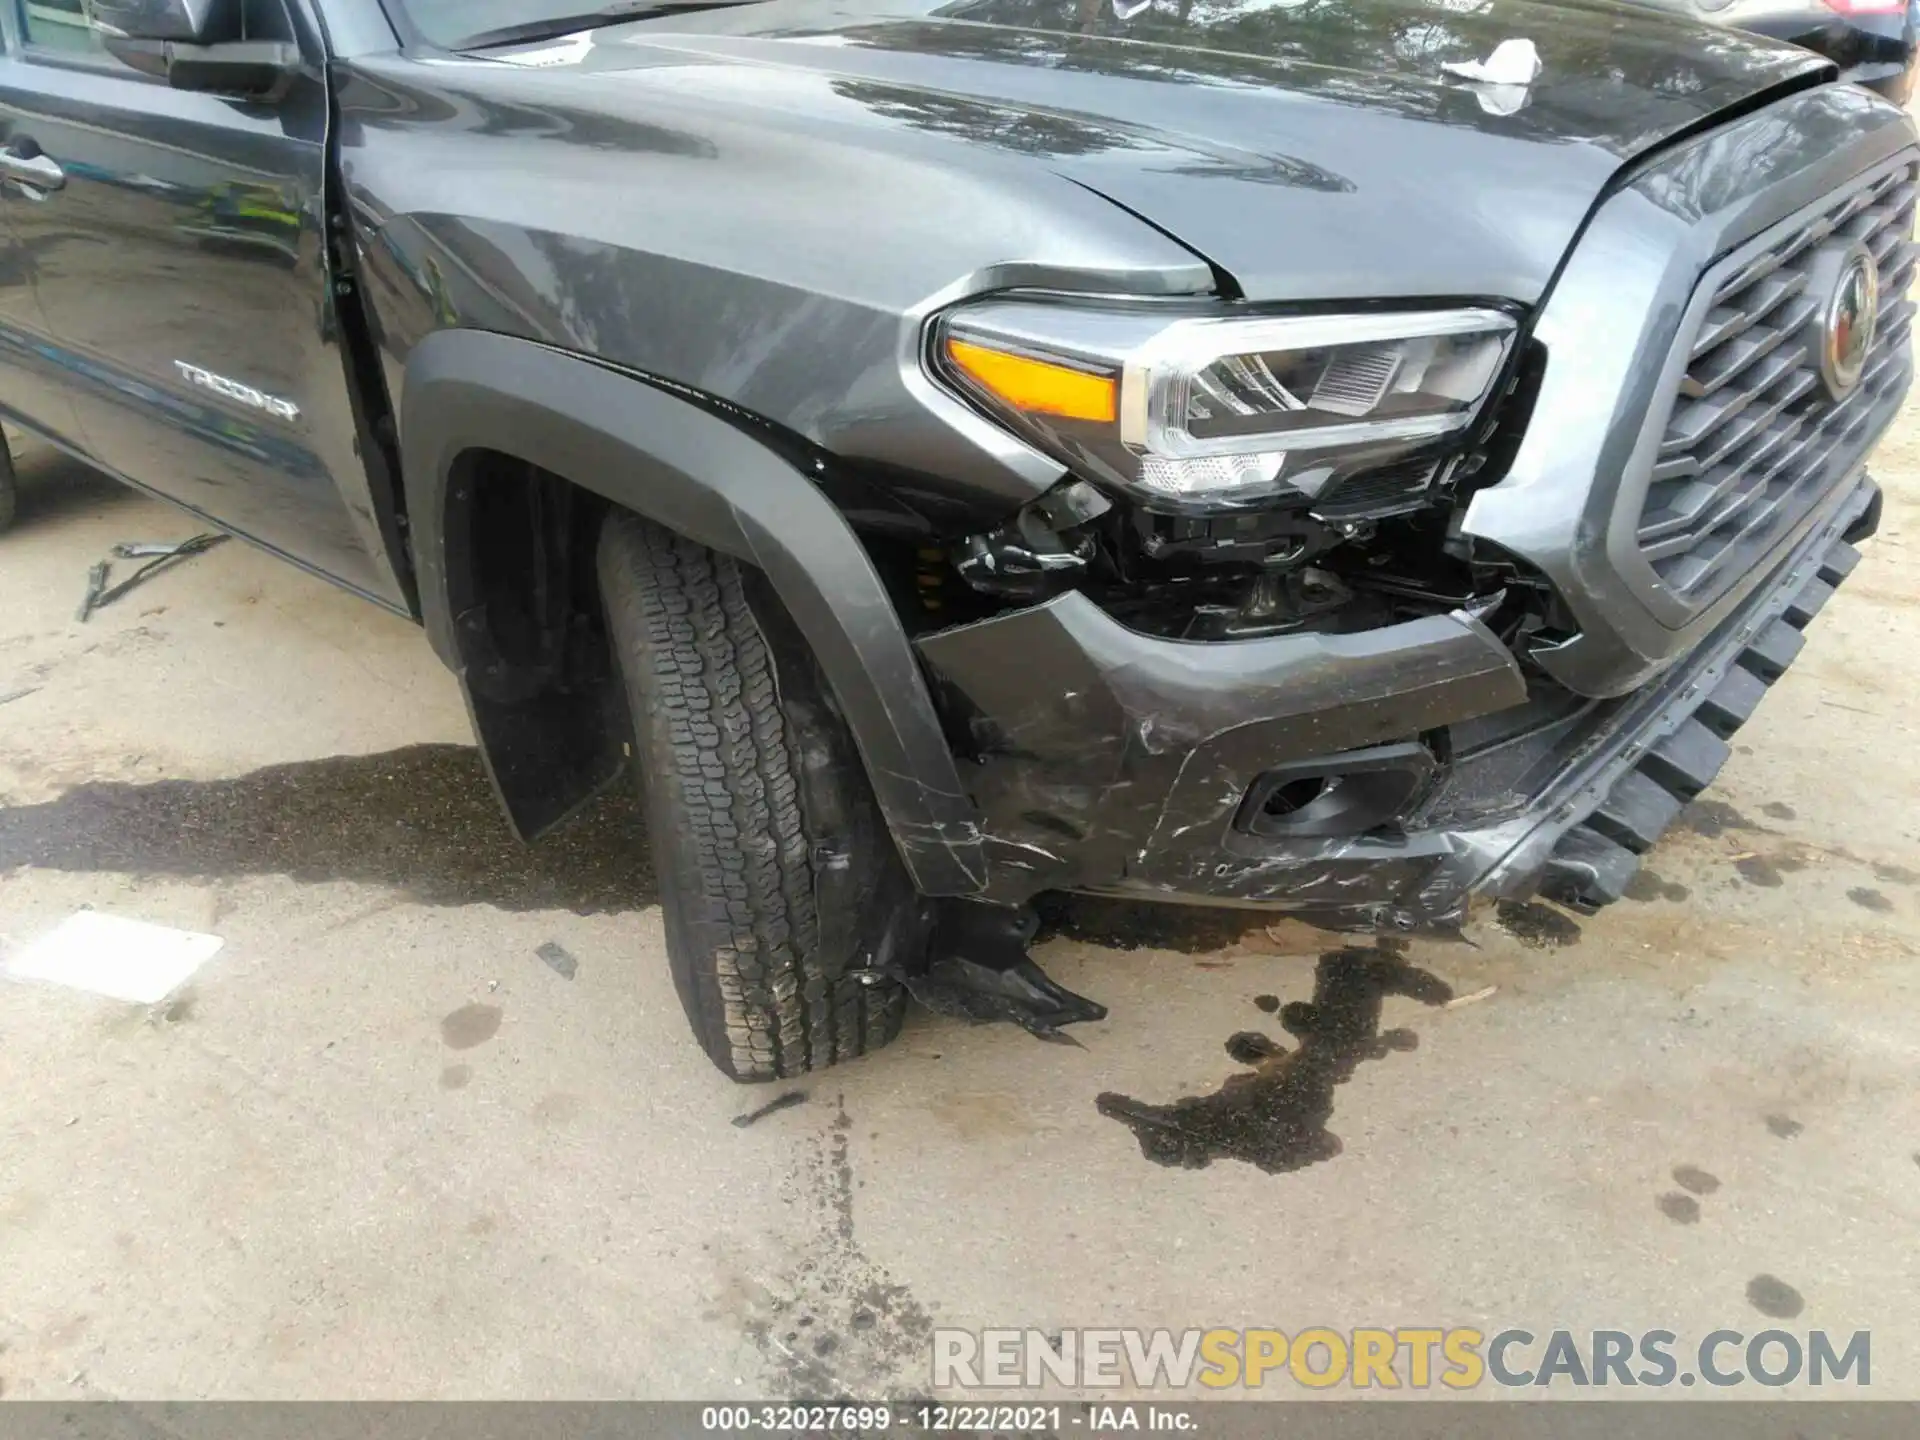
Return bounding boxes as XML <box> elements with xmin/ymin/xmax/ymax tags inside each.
<box><xmin>906</xmin><ymin>85</ymin><xmax>1911</xmax><ymax>925</ymax></box>
<box><xmin>917</xmin><ymin>475</ymin><xmax>1879</xmax><ymax>928</ymax></box>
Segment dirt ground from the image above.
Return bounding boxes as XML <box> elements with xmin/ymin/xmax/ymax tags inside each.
<box><xmin>1</xmin><ymin>388</ymin><xmax>1918</xmax><ymax>1398</ymax></box>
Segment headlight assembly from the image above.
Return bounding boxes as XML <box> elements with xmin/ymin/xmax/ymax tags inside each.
<box><xmin>935</xmin><ymin>299</ymin><xmax>1518</xmax><ymax>510</ymax></box>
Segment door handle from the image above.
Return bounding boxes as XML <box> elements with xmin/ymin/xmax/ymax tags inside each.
<box><xmin>0</xmin><ymin>142</ymin><xmax>65</xmax><ymax>196</ymax></box>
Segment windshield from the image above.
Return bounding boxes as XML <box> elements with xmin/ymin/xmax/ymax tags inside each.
<box><xmin>388</xmin><ymin>0</ymin><xmax>681</xmax><ymax>47</ymax></box>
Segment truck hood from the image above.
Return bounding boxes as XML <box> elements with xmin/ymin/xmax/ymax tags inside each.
<box><xmin>484</xmin><ymin>0</ymin><xmax>1829</xmax><ymax>301</ymax></box>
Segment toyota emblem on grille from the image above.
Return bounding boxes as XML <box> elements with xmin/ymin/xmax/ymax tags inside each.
<box><xmin>1816</xmin><ymin>243</ymin><xmax>1879</xmax><ymax>401</ymax></box>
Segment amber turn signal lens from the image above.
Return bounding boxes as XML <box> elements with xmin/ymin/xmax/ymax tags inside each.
<box><xmin>945</xmin><ymin>338</ymin><xmax>1117</xmax><ymax>423</ymax></box>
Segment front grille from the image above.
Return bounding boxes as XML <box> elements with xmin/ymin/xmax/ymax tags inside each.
<box><xmin>1636</xmin><ymin>159</ymin><xmax>1917</xmax><ymax>604</ymax></box>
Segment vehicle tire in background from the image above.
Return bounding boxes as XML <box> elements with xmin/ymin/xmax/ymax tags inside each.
<box><xmin>0</xmin><ymin>436</ymin><xmax>16</xmax><ymax>533</ymax></box>
<box><xmin>597</xmin><ymin>511</ymin><xmax>909</xmax><ymax>1081</ymax></box>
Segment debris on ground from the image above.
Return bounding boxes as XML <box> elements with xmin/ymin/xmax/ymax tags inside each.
<box><xmin>0</xmin><ymin>684</ymin><xmax>38</xmax><ymax>707</ymax></box>
<box><xmin>893</xmin><ymin>902</ymin><xmax>1109</xmax><ymax>1044</ymax></box>
<box><xmin>535</xmin><ymin>940</ymin><xmax>579</xmax><ymax>980</ymax></box>
<box><xmin>76</xmin><ymin>533</ymin><xmax>229</xmax><ymax>622</ymax></box>
<box><xmin>900</xmin><ymin>955</ymin><xmax>1107</xmax><ymax>1045</ymax></box>
<box><xmin>3</xmin><ymin>911</ymin><xmax>223</xmax><ymax>1004</ymax></box>
<box><xmin>731</xmin><ymin>1090</ymin><xmax>808</xmax><ymax>1129</ymax></box>
<box><xmin>1444</xmin><ymin>984</ymin><xmax>1499</xmax><ymax>1010</ymax></box>
<box><xmin>77</xmin><ymin>561</ymin><xmax>109</xmax><ymax>622</ymax></box>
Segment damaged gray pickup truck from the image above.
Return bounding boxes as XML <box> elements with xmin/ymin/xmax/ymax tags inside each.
<box><xmin>0</xmin><ymin>0</ymin><xmax>1908</xmax><ymax>1079</ymax></box>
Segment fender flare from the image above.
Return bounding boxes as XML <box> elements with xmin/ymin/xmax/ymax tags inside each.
<box><xmin>399</xmin><ymin>329</ymin><xmax>986</xmax><ymax>896</ymax></box>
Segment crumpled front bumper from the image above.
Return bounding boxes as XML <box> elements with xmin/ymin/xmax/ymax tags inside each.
<box><xmin>915</xmin><ymin>475</ymin><xmax>1879</xmax><ymax>929</ymax></box>
<box><xmin>1493</xmin><ymin>476</ymin><xmax>1879</xmax><ymax>915</ymax></box>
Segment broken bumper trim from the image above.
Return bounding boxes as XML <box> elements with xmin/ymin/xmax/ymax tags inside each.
<box><xmin>1525</xmin><ymin>477</ymin><xmax>1876</xmax><ymax>912</ymax></box>
<box><xmin>915</xmin><ymin>589</ymin><xmax>1530</xmax><ymax>908</ymax></box>
<box><xmin>917</xmin><ymin>473</ymin><xmax>1877</xmax><ymax>927</ymax></box>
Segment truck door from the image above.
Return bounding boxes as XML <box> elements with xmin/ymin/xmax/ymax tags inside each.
<box><xmin>0</xmin><ymin>0</ymin><xmax>409</xmax><ymax>608</ymax></box>
<box><xmin>0</xmin><ymin>5</ymin><xmax>88</xmax><ymax>453</ymax></box>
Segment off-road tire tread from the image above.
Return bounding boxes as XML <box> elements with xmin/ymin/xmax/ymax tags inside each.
<box><xmin>598</xmin><ymin>514</ymin><xmax>904</xmax><ymax>1080</ymax></box>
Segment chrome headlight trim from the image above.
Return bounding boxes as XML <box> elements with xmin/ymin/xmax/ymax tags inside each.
<box><xmin>1117</xmin><ymin>307</ymin><xmax>1519</xmax><ymax>457</ymax></box>
<box><xmin>932</xmin><ymin>297</ymin><xmax>1521</xmax><ymax>507</ymax></box>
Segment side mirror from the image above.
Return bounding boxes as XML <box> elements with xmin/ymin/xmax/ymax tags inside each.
<box><xmin>89</xmin><ymin>1</ymin><xmax>299</xmax><ymax>101</ymax></box>
<box><xmin>87</xmin><ymin>0</ymin><xmax>227</xmax><ymax>42</ymax></box>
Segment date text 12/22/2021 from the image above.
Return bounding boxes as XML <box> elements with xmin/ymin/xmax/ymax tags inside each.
<box><xmin>699</xmin><ymin>1404</ymin><xmax>1196</xmax><ymax>1433</ymax></box>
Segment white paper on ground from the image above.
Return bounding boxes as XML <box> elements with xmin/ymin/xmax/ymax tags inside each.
<box><xmin>3</xmin><ymin>911</ymin><xmax>223</xmax><ymax>1004</ymax></box>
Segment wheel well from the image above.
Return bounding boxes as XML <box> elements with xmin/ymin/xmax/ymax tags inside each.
<box><xmin>397</xmin><ymin>329</ymin><xmax>986</xmax><ymax>893</ymax></box>
<box><xmin>444</xmin><ymin>447</ymin><xmax>623</xmax><ymax>839</ymax></box>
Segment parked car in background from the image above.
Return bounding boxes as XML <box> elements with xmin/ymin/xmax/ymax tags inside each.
<box><xmin>1626</xmin><ymin>0</ymin><xmax>1917</xmax><ymax>101</ymax></box>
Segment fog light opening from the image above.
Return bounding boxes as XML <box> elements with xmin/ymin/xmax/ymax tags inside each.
<box><xmin>1262</xmin><ymin>776</ymin><xmax>1332</xmax><ymax>819</ymax></box>
<box><xmin>1236</xmin><ymin>741</ymin><xmax>1437</xmax><ymax>840</ymax></box>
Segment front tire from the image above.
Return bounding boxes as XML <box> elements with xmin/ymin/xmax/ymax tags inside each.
<box><xmin>597</xmin><ymin>512</ymin><xmax>908</xmax><ymax>1081</ymax></box>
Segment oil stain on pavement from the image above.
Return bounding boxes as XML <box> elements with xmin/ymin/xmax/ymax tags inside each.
<box><xmin>440</xmin><ymin>1003</ymin><xmax>502</xmax><ymax>1050</ymax></box>
<box><xmin>1734</xmin><ymin>849</ymin><xmax>1807</xmax><ymax>888</ymax></box>
<box><xmin>1657</xmin><ymin>1163</ymin><xmax>1720</xmax><ymax>1223</ymax></box>
<box><xmin>1656</xmin><ymin>1193</ymin><xmax>1701</xmax><ymax>1224</ymax></box>
<box><xmin>1034</xmin><ymin>893</ymin><xmax>1268</xmax><ymax>953</ymax></box>
<box><xmin>1494</xmin><ymin>900</ymin><xmax>1582</xmax><ymax>950</ymax></box>
<box><xmin>1746</xmin><ymin>1274</ymin><xmax>1806</xmax><ymax>1319</ymax></box>
<box><xmin>1679</xmin><ymin>800</ymin><xmax>1756</xmax><ymax>838</ymax></box>
<box><xmin>0</xmin><ymin>743</ymin><xmax>655</xmax><ymax>911</ymax></box>
<box><xmin>1671</xmin><ymin>1164</ymin><xmax>1720</xmax><ymax>1195</ymax></box>
<box><xmin>1097</xmin><ymin>946</ymin><xmax>1453</xmax><ymax>1173</ymax></box>
<box><xmin>1625</xmin><ymin>869</ymin><xmax>1690</xmax><ymax>903</ymax></box>
<box><xmin>739</xmin><ymin>1096</ymin><xmax>934</xmax><ymax>1397</ymax></box>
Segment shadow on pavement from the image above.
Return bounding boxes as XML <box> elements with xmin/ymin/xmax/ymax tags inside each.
<box><xmin>0</xmin><ymin>743</ymin><xmax>657</xmax><ymax>912</ymax></box>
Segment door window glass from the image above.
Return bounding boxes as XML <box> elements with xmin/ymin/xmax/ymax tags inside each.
<box><xmin>17</xmin><ymin>0</ymin><xmax>295</xmax><ymax>58</ymax></box>
<box><xmin>18</xmin><ymin>0</ymin><xmax>101</xmax><ymax>54</ymax></box>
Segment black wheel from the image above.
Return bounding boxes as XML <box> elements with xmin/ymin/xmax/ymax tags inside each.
<box><xmin>597</xmin><ymin>511</ymin><xmax>910</xmax><ymax>1081</ymax></box>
